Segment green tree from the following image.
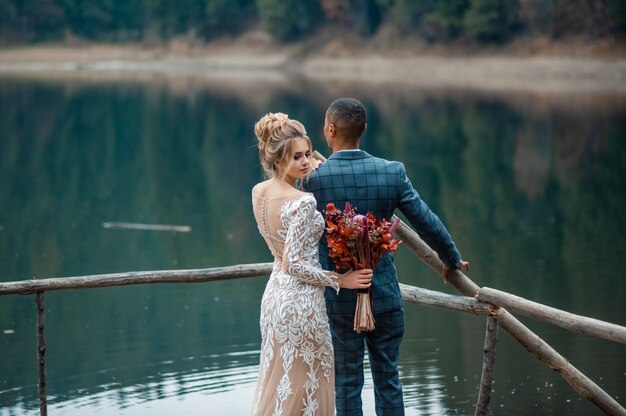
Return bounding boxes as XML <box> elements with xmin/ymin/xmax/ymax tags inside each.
<box><xmin>550</xmin><ymin>0</ymin><xmax>612</xmax><ymax>38</ymax></box>
<box><xmin>204</xmin><ymin>0</ymin><xmax>255</xmax><ymax>35</ymax></box>
<box><xmin>610</xmin><ymin>0</ymin><xmax>626</xmax><ymax>32</ymax></box>
<box><xmin>381</xmin><ymin>0</ymin><xmax>433</xmax><ymax>32</ymax></box>
<box><xmin>322</xmin><ymin>0</ymin><xmax>382</xmax><ymax>36</ymax></box>
<box><xmin>464</xmin><ymin>0</ymin><xmax>519</xmax><ymax>41</ymax></box>
<box><xmin>256</xmin><ymin>0</ymin><xmax>321</xmax><ymax>40</ymax></box>
<box><xmin>351</xmin><ymin>0</ymin><xmax>382</xmax><ymax>35</ymax></box>
<box><xmin>143</xmin><ymin>0</ymin><xmax>204</xmax><ymax>39</ymax></box>
<box><xmin>59</xmin><ymin>0</ymin><xmax>124</xmax><ymax>40</ymax></box>
<box><xmin>424</xmin><ymin>0</ymin><xmax>469</xmax><ymax>39</ymax></box>
<box><xmin>516</xmin><ymin>0</ymin><xmax>556</xmax><ymax>36</ymax></box>
<box><xmin>66</xmin><ymin>0</ymin><xmax>146</xmax><ymax>40</ymax></box>
<box><xmin>20</xmin><ymin>0</ymin><xmax>67</xmax><ymax>40</ymax></box>
<box><xmin>110</xmin><ymin>0</ymin><xmax>146</xmax><ymax>37</ymax></box>
<box><xmin>0</xmin><ymin>0</ymin><xmax>19</xmax><ymax>39</ymax></box>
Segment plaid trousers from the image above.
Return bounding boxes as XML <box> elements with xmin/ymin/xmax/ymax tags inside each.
<box><xmin>329</xmin><ymin>309</ymin><xmax>405</xmax><ymax>416</ymax></box>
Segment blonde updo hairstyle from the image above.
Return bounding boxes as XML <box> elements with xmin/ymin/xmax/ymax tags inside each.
<box><xmin>255</xmin><ymin>112</ymin><xmax>312</xmax><ymax>180</ymax></box>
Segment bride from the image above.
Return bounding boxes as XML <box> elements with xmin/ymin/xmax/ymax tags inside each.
<box><xmin>251</xmin><ymin>113</ymin><xmax>372</xmax><ymax>415</ymax></box>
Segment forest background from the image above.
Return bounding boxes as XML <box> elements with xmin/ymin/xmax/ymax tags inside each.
<box><xmin>1</xmin><ymin>0</ymin><xmax>625</xmax><ymax>59</ymax></box>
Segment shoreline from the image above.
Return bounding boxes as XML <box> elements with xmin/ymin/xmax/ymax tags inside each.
<box><xmin>1</xmin><ymin>43</ymin><xmax>625</xmax><ymax>94</ymax></box>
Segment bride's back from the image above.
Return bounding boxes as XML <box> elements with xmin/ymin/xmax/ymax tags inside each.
<box><xmin>252</xmin><ymin>179</ymin><xmax>310</xmax><ymax>260</ymax></box>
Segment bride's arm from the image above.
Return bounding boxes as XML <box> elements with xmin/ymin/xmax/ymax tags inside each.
<box><xmin>282</xmin><ymin>196</ymin><xmax>341</xmax><ymax>292</ymax></box>
<box><xmin>282</xmin><ymin>196</ymin><xmax>372</xmax><ymax>291</ymax></box>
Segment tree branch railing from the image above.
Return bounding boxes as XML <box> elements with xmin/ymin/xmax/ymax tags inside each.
<box><xmin>1</xmin><ymin>221</ymin><xmax>625</xmax><ymax>415</ymax></box>
<box><xmin>476</xmin><ymin>286</ymin><xmax>626</xmax><ymax>345</ymax></box>
<box><xmin>0</xmin><ymin>263</ymin><xmax>274</xmax><ymax>295</ymax></box>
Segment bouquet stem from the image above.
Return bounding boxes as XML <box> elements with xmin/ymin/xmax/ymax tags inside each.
<box><xmin>354</xmin><ymin>289</ymin><xmax>375</xmax><ymax>333</ymax></box>
<box><xmin>353</xmin><ymin>214</ymin><xmax>376</xmax><ymax>333</ymax></box>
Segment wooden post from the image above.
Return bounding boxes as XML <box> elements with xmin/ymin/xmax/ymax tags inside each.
<box><xmin>477</xmin><ymin>287</ymin><xmax>626</xmax><ymax>345</ymax></box>
<box><xmin>36</xmin><ymin>291</ymin><xmax>47</xmax><ymax>416</ymax></box>
<box><xmin>394</xmin><ymin>221</ymin><xmax>626</xmax><ymax>416</ymax></box>
<box><xmin>474</xmin><ymin>315</ymin><xmax>499</xmax><ymax>416</ymax></box>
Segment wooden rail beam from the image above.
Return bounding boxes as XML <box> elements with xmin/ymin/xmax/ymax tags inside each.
<box><xmin>400</xmin><ymin>283</ymin><xmax>493</xmax><ymax>315</ymax></box>
<box><xmin>0</xmin><ymin>263</ymin><xmax>274</xmax><ymax>295</ymax></box>
<box><xmin>477</xmin><ymin>287</ymin><xmax>626</xmax><ymax>345</ymax></box>
<box><xmin>2</xmin><ymin>266</ymin><xmax>494</xmax><ymax>318</ymax></box>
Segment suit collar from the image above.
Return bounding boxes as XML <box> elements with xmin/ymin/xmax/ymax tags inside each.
<box><xmin>328</xmin><ymin>149</ymin><xmax>371</xmax><ymax>160</ymax></box>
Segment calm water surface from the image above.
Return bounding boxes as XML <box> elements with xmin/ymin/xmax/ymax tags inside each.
<box><xmin>1</xmin><ymin>76</ymin><xmax>625</xmax><ymax>415</ymax></box>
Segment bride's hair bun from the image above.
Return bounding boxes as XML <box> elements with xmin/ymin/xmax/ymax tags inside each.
<box><xmin>254</xmin><ymin>112</ymin><xmax>311</xmax><ymax>177</ymax></box>
<box><xmin>255</xmin><ymin>112</ymin><xmax>289</xmax><ymax>145</ymax></box>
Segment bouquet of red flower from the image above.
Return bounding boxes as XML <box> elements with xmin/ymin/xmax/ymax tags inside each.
<box><xmin>324</xmin><ymin>202</ymin><xmax>402</xmax><ymax>332</ymax></box>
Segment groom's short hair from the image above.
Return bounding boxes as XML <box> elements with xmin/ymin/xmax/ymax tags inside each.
<box><xmin>327</xmin><ymin>98</ymin><xmax>367</xmax><ymax>140</ymax></box>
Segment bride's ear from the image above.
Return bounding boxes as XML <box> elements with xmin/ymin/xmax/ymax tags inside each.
<box><xmin>274</xmin><ymin>160</ymin><xmax>285</xmax><ymax>176</ymax></box>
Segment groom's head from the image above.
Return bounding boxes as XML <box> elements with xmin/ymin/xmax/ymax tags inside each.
<box><xmin>324</xmin><ymin>98</ymin><xmax>367</xmax><ymax>150</ymax></box>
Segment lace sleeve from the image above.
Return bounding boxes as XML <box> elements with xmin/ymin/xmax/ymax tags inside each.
<box><xmin>282</xmin><ymin>196</ymin><xmax>340</xmax><ymax>293</ymax></box>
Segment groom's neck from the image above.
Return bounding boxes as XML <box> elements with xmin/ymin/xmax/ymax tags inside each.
<box><xmin>332</xmin><ymin>138</ymin><xmax>360</xmax><ymax>152</ymax></box>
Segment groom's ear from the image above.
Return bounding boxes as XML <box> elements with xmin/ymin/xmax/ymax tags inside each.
<box><xmin>328</xmin><ymin>123</ymin><xmax>336</xmax><ymax>136</ymax></box>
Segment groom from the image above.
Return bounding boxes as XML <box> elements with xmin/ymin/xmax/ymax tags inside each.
<box><xmin>304</xmin><ymin>98</ymin><xmax>467</xmax><ymax>415</ymax></box>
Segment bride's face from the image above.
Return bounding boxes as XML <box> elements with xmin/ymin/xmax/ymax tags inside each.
<box><xmin>282</xmin><ymin>138</ymin><xmax>311</xmax><ymax>181</ymax></box>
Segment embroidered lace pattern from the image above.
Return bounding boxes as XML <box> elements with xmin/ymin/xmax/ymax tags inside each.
<box><xmin>251</xmin><ymin>192</ymin><xmax>339</xmax><ymax>416</ymax></box>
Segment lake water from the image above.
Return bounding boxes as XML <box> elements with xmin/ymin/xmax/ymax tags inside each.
<box><xmin>0</xmin><ymin>74</ymin><xmax>625</xmax><ymax>415</ymax></box>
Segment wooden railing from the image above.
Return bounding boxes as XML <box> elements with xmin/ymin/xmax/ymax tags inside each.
<box><xmin>393</xmin><ymin>220</ymin><xmax>625</xmax><ymax>415</ymax></box>
<box><xmin>1</xmin><ymin>220</ymin><xmax>625</xmax><ymax>416</ymax></box>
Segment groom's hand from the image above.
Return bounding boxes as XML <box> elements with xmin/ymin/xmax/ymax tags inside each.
<box><xmin>441</xmin><ymin>260</ymin><xmax>470</xmax><ymax>284</ymax></box>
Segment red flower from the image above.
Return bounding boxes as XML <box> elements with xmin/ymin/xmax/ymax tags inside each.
<box><xmin>323</xmin><ymin>203</ymin><xmax>402</xmax><ymax>271</ymax></box>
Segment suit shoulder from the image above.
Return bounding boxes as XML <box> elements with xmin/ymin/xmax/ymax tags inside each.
<box><xmin>310</xmin><ymin>160</ymin><xmax>339</xmax><ymax>179</ymax></box>
<box><xmin>370</xmin><ymin>156</ymin><xmax>404</xmax><ymax>172</ymax></box>
<box><xmin>302</xmin><ymin>165</ymin><xmax>327</xmax><ymax>191</ymax></box>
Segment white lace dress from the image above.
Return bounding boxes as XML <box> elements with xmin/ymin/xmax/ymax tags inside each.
<box><xmin>251</xmin><ymin>188</ymin><xmax>340</xmax><ymax>416</ymax></box>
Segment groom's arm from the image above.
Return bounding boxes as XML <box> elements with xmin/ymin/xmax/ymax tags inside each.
<box><xmin>395</xmin><ymin>163</ymin><xmax>461</xmax><ymax>270</ymax></box>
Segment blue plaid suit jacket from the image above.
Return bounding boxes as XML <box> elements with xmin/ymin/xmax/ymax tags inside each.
<box><xmin>304</xmin><ymin>150</ymin><xmax>461</xmax><ymax>316</ymax></box>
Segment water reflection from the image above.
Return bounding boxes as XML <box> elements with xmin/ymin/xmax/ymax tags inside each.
<box><xmin>52</xmin><ymin>349</ymin><xmax>260</xmax><ymax>413</ymax></box>
<box><xmin>0</xmin><ymin>76</ymin><xmax>624</xmax><ymax>415</ymax></box>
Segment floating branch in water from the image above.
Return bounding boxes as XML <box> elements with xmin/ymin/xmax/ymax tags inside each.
<box><xmin>102</xmin><ymin>222</ymin><xmax>191</xmax><ymax>232</ymax></box>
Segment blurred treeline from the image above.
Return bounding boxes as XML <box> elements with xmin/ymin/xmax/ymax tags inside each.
<box><xmin>0</xmin><ymin>0</ymin><xmax>624</xmax><ymax>45</ymax></box>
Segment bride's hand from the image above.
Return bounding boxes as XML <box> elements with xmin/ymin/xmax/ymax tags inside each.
<box><xmin>337</xmin><ymin>269</ymin><xmax>373</xmax><ymax>289</ymax></box>
<box><xmin>310</xmin><ymin>150</ymin><xmax>326</xmax><ymax>170</ymax></box>
<box><xmin>310</xmin><ymin>157</ymin><xmax>321</xmax><ymax>170</ymax></box>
